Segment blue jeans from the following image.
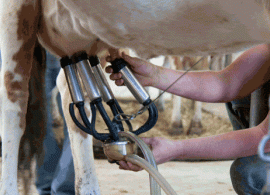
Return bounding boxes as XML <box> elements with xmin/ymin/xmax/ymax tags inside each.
<box><xmin>226</xmin><ymin>97</ymin><xmax>268</xmax><ymax>195</ymax></box>
<box><xmin>35</xmin><ymin>52</ymin><xmax>75</xmax><ymax>195</ymax></box>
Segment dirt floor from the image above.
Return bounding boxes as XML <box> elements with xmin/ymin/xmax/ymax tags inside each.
<box><xmin>0</xmin><ymin>97</ymin><xmax>236</xmax><ymax>194</ymax></box>
<box><xmin>0</xmin><ymin>159</ymin><xmax>235</xmax><ymax>195</ymax></box>
<box><xmin>95</xmin><ymin>159</ymin><xmax>235</xmax><ymax>195</ymax></box>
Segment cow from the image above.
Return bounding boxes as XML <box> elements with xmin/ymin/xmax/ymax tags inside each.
<box><xmin>171</xmin><ymin>56</ymin><xmax>210</xmax><ymax>135</ymax></box>
<box><xmin>1</xmin><ymin>0</ymin><xmax>270</xmax><ymax>194</ymax></box>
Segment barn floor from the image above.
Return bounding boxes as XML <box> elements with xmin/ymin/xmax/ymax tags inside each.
<box><xmin>0</xmin><ymin>158</ymin><xmax>235</xmax><ymax>195</ymax></box>
<box><xmin>95</xmin><ymin>159</ymin><xmax>235</xmax><ymax>195</ymax></box>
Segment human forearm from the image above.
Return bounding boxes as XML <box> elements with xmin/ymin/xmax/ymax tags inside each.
<box><xmin>151</xmin><ymin>66</ymin><xmax>227</xmax><ymax>102</ymax></box>
<box><xmin>180</xmin><ymin>130</ymin><xmax>263</xmax><ymax>160</ymax></box>
<box><xmin>169</xmin><ymin>114</ymin><xmax>270</xmax><ymax>161</ymax></box>
<box><xmin>151</xmin><ymin>44</ymin><xmax>270</xmax><ymax>102</ymax></box>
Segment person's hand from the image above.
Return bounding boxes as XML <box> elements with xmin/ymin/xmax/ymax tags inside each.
<box><xmin>105</xmin><ymin>52</ymin><xmax>160</xmax><ymax>87</ymax></box>
<box><xmin>118</xmin><ymin>137</ymin><xmax>176</xmax><ymax>172</ymax></box>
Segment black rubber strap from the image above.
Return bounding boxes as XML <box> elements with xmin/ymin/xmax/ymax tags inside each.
<box><xmin>60</xmin><ymin>56</ymin><xmax>73</xmax><ymax>68</ymax></box>
<box><xmin>89</xmin><ymin>55</ymin><xmax>100</xmax><ymax>67</ymax></box>
<box><xmin>111</xmin><ymin>58</ymin><xmax>127</xmax><ymax>73</ymax></box>
<box><xmin>71</xmin><ymin>51</ymin><xmax>88</xmax><ymax>63</ymax></box>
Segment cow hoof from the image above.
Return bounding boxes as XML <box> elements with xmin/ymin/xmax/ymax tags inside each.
<box><xmin>168</xmin><ymin>122</ymin><xmax>184</xmax><ymax>135</ymax></box>
<box><xmin>186</xmin><ymin>121</ymin><xmax>203</xmax><ymax>135</ymax></box>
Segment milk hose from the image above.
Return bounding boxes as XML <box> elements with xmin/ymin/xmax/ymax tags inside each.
<box><xmin>125</xmin><ymin>154</ymin><xmax>177</xmax><ymax>195</ymax></box>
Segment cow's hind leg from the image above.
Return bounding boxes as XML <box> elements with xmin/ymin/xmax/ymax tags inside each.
<box><xmin>0</xmin><ymin>1</ymin><xmax>40</xmax><ymax>194</ymax></box>
<box><xmin>168</xmin><ymin>56</ymin><xmax>184</xmax><ymax>135</ymax></box>
<box><xmin>155</xmin><ymin>56</ymin><xmax>172</xmax><ymax>111</ymax></box>
<box><xmin>187</xmin><ymin>101</ymin><xmax>203</xmax><ymax>135</ymax></box>
<box><xmin>56</xmin><ymin>69</ymin><xmax>100</xmax><ymax>195</ymax></box>
<box><xmin>169</xmin><ymin>95</ymin><xmax>184</xmax><ymax>135</ymax></box>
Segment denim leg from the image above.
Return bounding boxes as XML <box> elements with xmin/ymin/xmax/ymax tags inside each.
<box><xmin>225</xmin><ymin>96</ymin><xmax>251</xmax><ymax>130</ymax></box>
<box><xmin>230</xmin><ymin>155</ymin><xmax>267</xmax><ymax>195</ymax></box>
<box><xmin>36</xmin><ymin>52</ymin><xmax>75</xmax><ymax>195</ymax></box>
<box><xmin>51</xmin><ymin>93</ymin><xmax>75</xmax><ymax>195</ymax></box>
<box><xmin>35</xmin><ymin>124</ymin><xmax>62</xmax><ymax>195</ymax></box>
<box><xmin>226</xmin><ymin>95</ymin><xmax>269</xmax><ymax>194</ymax></box>
<box><xmin>35</xmin><ymin>52</ymin><xmax>62</xmax><ymax>194</ymax></box>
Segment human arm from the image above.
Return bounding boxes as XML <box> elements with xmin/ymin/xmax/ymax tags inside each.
<box><xmin>119</xmin><ymin>111</ymin><xmax>270</xmax><ymax>171</ymax></box>
<box><xmin>106</xmin><ymin>44</ymin><xmax>270</xmax><ymax>103</ymax></box>
<box><xmin>177</xmin><ymin>112</ymin><xmax>270</xmax><ymax>160</ymax></box>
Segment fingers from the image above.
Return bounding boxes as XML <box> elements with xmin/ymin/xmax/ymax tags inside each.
<box><xmin>121</xmin><ymin>52</ymin><xmax>138</xmax><ymax>70</ymax></box>
<box><xmin>109</xmin><ymin>71</ymin><xmax>122</xmax><ymax>80</ymax></box>
<box><xmin>105</xmin><ymin>66</ymin><xmax>125</xmax><ymax>86</ymax></box>
<box><xmin>119</xmin><ymin>161</ymin><xmax>143</xmax><ymax>172</ymax></box>
<box><xmin>104</xmin><ymin>66</ymin><xmax>113</xmax><ymax>73</ymax></box>
<box><xmin>105</xmin><ymin>51</ymin><xmax>145</xmax><ymax>86</ymax></box>
<box><xmin>114</xmin><ymin>79</ymin><xmax>124</xmax><ymax>86</ymax></box>
<box><xmin>106</xmin><ymin>52</ymin><xmax>137</xmax><ymax>69</ymax></box>
<box><xmin>122</xmin><ymin>52</ymin><xmax>147</xmax><ymax>69</ymax></box>
<box><xmin>121</xmin><ymin>52</ymin><xmax>132</xmax><ymax>61</ymax></box>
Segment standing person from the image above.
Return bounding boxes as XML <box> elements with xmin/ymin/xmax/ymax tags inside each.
<box><xmin>34</xmin><ymin>52</ymin><xmax>75</xmax><ymax>195</ymax></box>
<box><xmin>106</xmin><ymin>44</ymin><xmax>270</xmax><ymax>195</ymax></box>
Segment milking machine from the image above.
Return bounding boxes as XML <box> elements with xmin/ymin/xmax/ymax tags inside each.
<box><xmin>59</xmin><ymin>49</ymin><xmax>270</xmax><ymax>194</ymax></box>
<box><xmin>60</xmin><ymin>51</ymin><xmax>177</xmax><ymax>195</ymax></box>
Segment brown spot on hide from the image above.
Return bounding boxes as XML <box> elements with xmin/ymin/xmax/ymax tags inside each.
<box><xmin>18</xmin><ymin>112</ymin><xmax>26</xmax><ymax>130</ymax></box>
<box><xmin>4</xmin><ymin>71</ymin><xmax>24</xmax><ymax>102</ymax></box>
<box><xmin>12</xmin><ymin>3</ymin><xmax>41</xmax><ymax>76</ymax></box>
<box><xmin>4</xmin><ymin>71</ymin><xmax>29</xmax><ymax>129</ymax></box>
<box><xmin>6</xmin><ymin>3</ymin><xmax>41</xmax><ymax>129</ymax></box>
